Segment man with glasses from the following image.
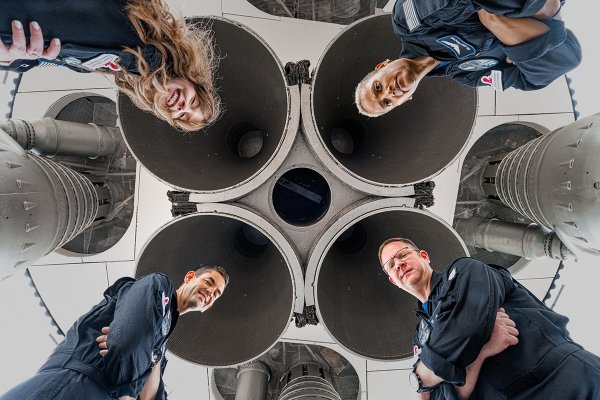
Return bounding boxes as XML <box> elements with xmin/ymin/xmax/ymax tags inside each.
<box><xmin>1</xmin><ymin>266</ymin><xmax>229</xmax><ymax>400</ymax></box>
<box><xmin>379</xmin><ymin>237</ymin><xmax>600</xmax><ymax>399</ymax></box>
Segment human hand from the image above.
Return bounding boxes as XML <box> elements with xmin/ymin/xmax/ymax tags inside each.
<box><xmin>96</xmin><ymin>326</ymin><xmax>110</xmax><ymax>357</ymax></box>
<box><xmin>480</xmin><ymin>307</ymin><xmax>519</xmax><ymax>359</ymax></box>
<box><xmin>0</xmin><ymin>20</ymin><xmax>61</xmax><ymax>66</ymax></box>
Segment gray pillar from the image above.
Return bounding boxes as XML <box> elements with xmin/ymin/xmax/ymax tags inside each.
<box><xmin>1</xmin><ymin>118</ymin><xmax>120</xmax><ymax>158</ymax></box>
<box><xmin>456</xmin><ymin>218</ymin><xmax>573</xmax><ymax>260</ymax></box>
<box><xmin>235</xmin><ymin>361</ymin><xmax>270</xmax><ymax>400</ymax></box>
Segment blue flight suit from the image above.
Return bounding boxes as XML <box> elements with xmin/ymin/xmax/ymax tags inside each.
<box><xmin>1</xmin><ymin>273</ymin><xmax>179</xmax><ymax>400</ymax></box>
<box><xmin>393</xmin><ymin>0</ymin><xmax>582</xmax><ymax>91</ymax></box>
<box><xmin>413</xmin><ymin>258</ymin><xmax>600</xmax><ymax>399</ymax></box>
<box><xmin>0</xmin><ymin>0</ymin><xmax>161</xmax><ymax>74</ymax></box>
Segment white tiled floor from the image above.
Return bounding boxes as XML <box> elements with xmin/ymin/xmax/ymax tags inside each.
<box><xmin>230</xmin><ymin>15</ymin><xmax>343</xmax><ymax>69</ymax></box>
<box><xmin>28</xmin><ymin>262</ymin><xmax>109</xmax><ymax>332</ymax></box>
<box><xmin>17</xmin><ymin>66</ymin><xmax>115</xmax><ymax>93</ymax></box>
<box><xmin>106</xmin><ymin>260</ymin><xmax>137</xmax><ymax>285</ymax></box>
<box><xmin>133</xmin><ymin>166</ymin><xmax>174</xmax><ymax>257</ymax></box>
<box><xmin>367</xmin><ymin>369</ymin><xmax>414</xmax><ymax>400</ymax></box>
<box><xmin>495</xmin><ymin>76</ymin><xmax>574</xmax><ymax>115</ymax></box>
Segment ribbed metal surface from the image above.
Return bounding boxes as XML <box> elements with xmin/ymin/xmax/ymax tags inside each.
<box><xmin>453</xmin><ymin>123</ymin><xmax>542</xmax><ymax>269</ymax></box>
<box><xmin>119</xmin><ymin>18</ymin><xmax>291</xmax><ymax>195</ymax></box>
<box><xmin>495</xmin><ymin>114</ymin><xmax>600</xmax><ymax>253</ymax></box>
<box><xmin>279</xmin><ymin>364</ymin><xmax>341</xmax><ymax>400</ymax></box>
<box><xmin>310</xmin><ymin>14</ymin><xmax>477</xmax><ymax>186</ymax></box>
<box><xmin>135</xmin><ymin>212</ymin><xmax>295</xmax><ymax>367</ymax></box>
<box><xmin>279</xmin><ymin>377</ymin><xmax>341</xmax><ymax>400</ymax></box>
<box><xmin>28</xmin><ymin>155</ymin><xmax>98</xmax><ymax>248</ymax></box>
<box><xmin>316</xmin><ymin>208</ymin><xmax>467</xmax><ymax>360</ymax></box>
<box><xmin>0</xmin><ymin>130</ymin><xmax>99</xmax><ymax>275</ymax></box>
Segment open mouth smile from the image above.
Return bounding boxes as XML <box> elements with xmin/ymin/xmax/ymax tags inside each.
<box><xmin>165</xmin><ymin>89</ymin><xmax>180</xmax><ymax>108</ymax></box>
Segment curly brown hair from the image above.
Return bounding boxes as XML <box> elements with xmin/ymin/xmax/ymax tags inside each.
<box><xmin>114</xmin><ymin>0</ymin><xmax>220</xmax><ymax>131</ymax></box>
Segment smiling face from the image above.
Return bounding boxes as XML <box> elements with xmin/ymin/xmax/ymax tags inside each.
<box><xmin>380</xmin><ymin>241</ymin><xmax>432</xmax><ymax>295</ymax></box>
<box><xmin>178</xmin><ymin>269</ymin><xmax>227</xmax><ymax>313</ymax></box>
<box><xmin>356</xmin><ymin>57</ymin><xmax>439</xmax><ymax>117</ymax></box>
<box><xmin>163</xmin><ymin>78</ymin><xmax>206</xmax><ymax>124</ymax></box>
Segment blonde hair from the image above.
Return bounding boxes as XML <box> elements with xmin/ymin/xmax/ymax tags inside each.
<box><xmin>114</xmin><ymin>0</ymin><xmax>220</xmax><ymax>131</ymax></box>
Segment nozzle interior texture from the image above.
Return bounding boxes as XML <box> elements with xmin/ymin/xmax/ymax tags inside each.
<box><xmin>312</xmin><ymin>14</ymin><xmax>477</xmax><ymax>185</ymax></box>
<box><xmin>316</xmin><ymin>209</ymin><xmax>467</xmax><ymax>360</ymax></box>
<box><xmin>136</xmin><ymin>214</ymin><xmax>294</xmax><ymax>367</ymax></box>
<box><xmin>119</xmin><ymin>18</ymin><xmax>288</xmax><ymax>192</ymax></box>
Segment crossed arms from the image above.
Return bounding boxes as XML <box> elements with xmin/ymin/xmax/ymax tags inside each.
<box><xmin>415</xmin><ymin>308</ymin><xmax>519</xmax><ymax>400</ymax></box>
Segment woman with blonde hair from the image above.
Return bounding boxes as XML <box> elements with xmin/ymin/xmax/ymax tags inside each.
<box><xmin>0</xmin><ymin>0</ymin><xmax>220</xmax><ymax>131</ymax></box>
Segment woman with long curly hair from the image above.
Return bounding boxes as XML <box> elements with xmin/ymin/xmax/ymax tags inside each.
<box><xmin>0</xmin><ymin>0</ymin><xmax>220</xmax><ymax>131</ymax></box>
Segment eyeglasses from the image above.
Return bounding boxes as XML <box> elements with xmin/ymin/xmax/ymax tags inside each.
<box><xmin>382</xmin><ymin>247</ymin><xmax>419</xmax><ymax>273</ymax></box>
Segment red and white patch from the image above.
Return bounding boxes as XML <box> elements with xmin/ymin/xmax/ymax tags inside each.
<box><xmin>82</xmin><ymin>54</ymin><xmax>122</xmax><ymax>71</ymax></box>
<box><xmin>103</xmin><ymin>60</ymin><xmax>122</xmax><ymax>72</ymax></box>
<box><xmin>480</xmin><ymin>70</ymin><xmax>504</xmax><ymax>91</ymax></box>
<box><xmin>413</xmin><ymin>345</ymin><xmax>422</xmax><ymax>358</ymax></box>
<box><xmin>161</xmin><ymin>292</ymin><xmax>169</xmax><ymax>316</ymax></box>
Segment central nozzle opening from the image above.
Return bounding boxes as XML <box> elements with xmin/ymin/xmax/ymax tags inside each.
<box><xmin>272</xmin><ymin>168</ymin><xmax>331</xmax><ymax>226</ymax></box>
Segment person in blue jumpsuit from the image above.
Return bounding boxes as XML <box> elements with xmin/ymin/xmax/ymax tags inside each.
<box><xmin>0</xmin><ymin>266</ymin><xmax>229</xmax><ymax>400</ymax></box>
<box><xmin>355</xmin><ymin>0</ymin><xmax>582</xmax><ymax>117</ymax></box>
<box><xmin>378</xmin><ymin>238</ymin><xmax>600</xmax><ymax>399</ymax></box>
<box><xmin>0</xmin><ymin>0</ymin><xmax>219</xmax><ymax>131</ymax></box>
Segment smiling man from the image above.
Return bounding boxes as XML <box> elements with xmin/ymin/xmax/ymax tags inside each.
<box><xmin>378</xmin><ymin>238</ymin><xmax>600</xmax><ymax>399</ymax></box>
<box><xmin>356</xmin><ymin>0</ymin><xmax>582</xmax><ymax>117</ymax></box>
<box><xmin>1</xmin><ymin>266</ymin><xmax>228</xmax><ymax>400</ymax></box>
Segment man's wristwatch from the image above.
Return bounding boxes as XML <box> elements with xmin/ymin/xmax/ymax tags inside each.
<box><xmin>409</xmin><ymin>368</ymin><xmax>437</xmax><ymax>393</ymax></box>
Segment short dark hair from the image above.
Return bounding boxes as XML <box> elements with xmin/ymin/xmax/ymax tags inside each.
<box><xmin>194</xmin><ymin>265</ymin><xmax>230</xmax><ymax>287</ymax></box>
<box><xmin>377</xmin><ymin>237</ymin><xmax>419</xmax><ymax>265</ymax></box>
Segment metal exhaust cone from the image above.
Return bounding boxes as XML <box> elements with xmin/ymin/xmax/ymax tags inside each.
<box><xmin>135</xmin><ymin>204</ymin><xmax>299</xmax><ymax>367</ymax></box>
<box><xmin>304</xmin><ymin>14</ymin><xmax>477</xmax><ymax>195</ymax></box>
<box><xmin>310</xmin><ymin>199</ymin><xmax>468</xmax><ymax>360</ymax></box>
<box><xmin>119</xmin><ymin>18</ymin><xmax>298</xmax><ymax>201</ymax></box>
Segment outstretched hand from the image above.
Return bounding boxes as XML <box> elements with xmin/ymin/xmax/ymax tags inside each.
<box><xmin>481</xmin><ymin>307</ymin><xmax>519</xmax><ymax>359</ymax></box>
<box><xmin>96</xmin><ymin>326</ymin><xmax>110</xmax><ymax>357</ymax></box>
<box><xmin>0</xmin><ymin>20</ymin><xmax>61</xmax><ymax>66</ymax></box>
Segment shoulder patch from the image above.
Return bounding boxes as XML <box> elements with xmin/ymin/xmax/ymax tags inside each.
<box><xmin>457</xmin><ymin>58</ymin><xmax>499</xmax><ymax>72</ymax></box>
<box><xmin>161</xmin><ymin>291</ymin><xmax>169</xmax><ymax>316</ymax></box>
<box><xmin>162</xmin><ymin>309</ymin><xmax>171</xmax><ymax>336</ymax></box>
<box><xmin>448</xmin><ymin>267</ymin><xmax>457</xmax><ymax>280</ymax></box>
<box><xmin>481</xmin><ymin>70</ymin><xmax>504</xmax><ymax>91</ymax></box>
<box><xmin>403</xmin><ymin>0</ymin><xmax>422</xmax><ymax>32</ymax></box>
<box><xmin>81</xmin><ymin>54</ymin><xmax>122</xmax><ymax>71</ymax></box>
<box><xmin>436</xmin><ymin>35</ymin><xmax>477</xmax><ymax>59</ymax></box>
<box><xmin>62</xmin><ymin>56</ymin><xmax>82</xmax><ymax>67</ymax></box>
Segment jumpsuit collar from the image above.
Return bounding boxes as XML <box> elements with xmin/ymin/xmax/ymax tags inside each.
<box><xmin>417</xmin><ymin>270</ymin><xmax>443</xmax><ymax>317</ymax></box>
<box><xmin>168</xmin><ymin>290</ymin><xmax>180</xmax><ymax>337</ymax></box>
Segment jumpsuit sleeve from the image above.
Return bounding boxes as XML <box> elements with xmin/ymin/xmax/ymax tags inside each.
<box><xmin>473</xmin><ymin>0</ymin><xmax>549</xmax><ymax>18</ymax></box>
<box><xmin>498</xmin><ymin>21</ymin><xmax>581</xmax><ymax>90</ymax></box>
<box><xmin>400</xmin><ymin>38</ymin><xmax>431</xmax><ymax>59</ymax></box>
<box><xmin>418</xmin><ymin>259</ymin><xmax>507</xmax><ymax>386</ymax></box>
<box><xmin>153</xmin><ymin>355</ymin><xmax>169</xmax><ymax>400</ymax></box>
<box><xmin>0</xmin><ymin>59</ymin><xmax>39</xmax><ymax>72</ymax></box>
<box><xmin>102</xmin><ymin>274</ymin><xmax>172</xmax><ymax>398</ymax></box>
